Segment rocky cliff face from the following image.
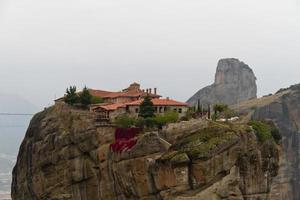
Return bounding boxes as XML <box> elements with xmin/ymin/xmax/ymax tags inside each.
<box><xmin>11</xmin><ymin>104</ymin><xmax>279</xmax><ymax>200</ymax></box>
<box><xmin>234</xmin><ymin>84</ymin><xmax>300</xmax><ymax>200</ymax></box>
<box><xmin>187</xmin><ymin>58</ymin><xmax>257</xmax><ymax>106</ymax></box>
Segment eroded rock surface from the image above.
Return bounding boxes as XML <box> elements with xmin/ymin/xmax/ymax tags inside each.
<box><xmin>234</xmin><ymin>84</ymin><xmax>300</xmax><ymax>200</ymax></box>
<box><xmin>187</xmin><ymin>58</ymin><xmax>257</xmax><ymax>106</ymax></box>
<box><xmin>12</xmin><ymin>104</ymin><xmax>279</xmax><ymax>200</ymax></box>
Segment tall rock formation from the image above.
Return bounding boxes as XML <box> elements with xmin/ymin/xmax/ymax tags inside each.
<box><xmin>11</xmin><ymin>104</ymin><xmax>279</xmax><ymax>200</ymax></box>
<box><xmin>233</xmin><ymin>84</ymin><xmax>300</xmax><ymax>200</ymax></box>
<box><xmin>187</xmin><ymin>58</ymin><xmax>257</xmax><ymax>106</ymax></box>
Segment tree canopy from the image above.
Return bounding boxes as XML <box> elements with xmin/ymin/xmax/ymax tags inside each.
<box><xmin>64</xmin><ymin>86</ymin><xmax>79</xmax><ymax>105</ymax></box>
<box><xmin>79</xmin><ymin>86</ymin><xmax>92</xmax><ymax>105</ymax></box>
<box><xmin>213</xmin><ymin>104</ymin><xmax>228</xmax><ymax>115</ymax></box>
<box><xmin>139</xmin><ymin>96</ymin><xmax>155</xmax><ymax>118</ymax></box>
<box><xmin>64</xmin><ymin>86</ymin><xmax>102</xmax><ymax>106</ymax></box>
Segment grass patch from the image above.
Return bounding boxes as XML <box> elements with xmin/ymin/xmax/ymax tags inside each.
<box><xmin>167</xmin><ymin>122</ymin><xmax>240</xmax><ymax>160</ymax></box>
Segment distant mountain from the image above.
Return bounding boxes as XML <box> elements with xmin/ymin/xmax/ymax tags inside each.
<box><xmin>187</xmin><ymin>58</ymin><xmax>257</xmax><ymax>106</ymax></box>
<box><xmin>0</xmin><ymin>94</ymin><xmax>37</xmax><ymax>196</ymax></box>
<box><xmin>0</xmin><ymin>94</ymin><xmax>37</xmax><ymax>155</ymax></box>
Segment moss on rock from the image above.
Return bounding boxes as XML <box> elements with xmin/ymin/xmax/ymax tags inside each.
<box><xmin>162</xmin><ymin>122</ymin><xmax>251</xmax><ymax>161</ymax></box>
<box><xmin>170</xmin><ymin>153</ymin><xmax>190</xmax><ymax>165</ymax></box>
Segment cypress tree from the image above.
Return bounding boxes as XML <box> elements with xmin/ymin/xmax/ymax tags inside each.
<box><xmin>79</xmin><ymin>86</ymin><xmax>92</xmax><ymax>105</ymax></box>
<box><xmin>139</xmin><ymin>96</ymin><xmax>155</xmax><ymax>118</ymax></box>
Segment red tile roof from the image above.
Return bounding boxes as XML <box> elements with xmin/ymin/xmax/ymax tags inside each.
<box><xmin>125</xmin><ymin>98</ymin><xmax>188</xmax><ymax>106</ymax></box>
<box><xmin>88</xmin><ymin>89</ymin><xmax>116</xmax><ymax>98</ymax></box>
<box><xmin>93</xmin><ymin>98</ymin><xmax>187</xmax><ymax>111</ymax></box>
<box><xmin>96</xmin><ymin>103</ymin><xmax>126</xmax><ymax>111</ymax></box>
<box><xmin>88</xmin><ymin>89</ymin><xmax>160</xmax><ymax>99</ymax></box>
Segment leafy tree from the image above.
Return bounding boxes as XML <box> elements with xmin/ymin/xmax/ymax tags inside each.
<box><xmin>91</xmin><ymin>96</ymin><xmax>104</xmax><ymax>104</ymax></box>
<box><xmin>79</xmin><ymin>86</ymin><xmax>92</xmax><ymax>105</ymax></box>
<box><xmin>248</xmin><ymin>120</ymin><xmax>273</xmax><ymax>142</ymax></box>
<box><xmin>212</xmin><ymin>103</ymin><xmax>229</xmax><ymax>121</ymax></box>
<box><xmin>213</xmin><ymin>104</ymin><xmax>228</xmax><ymax>115</ymax></box>
<box><xmin>139</xmin><ymin>96</ymin><xmax>155</xmax><ymax>118</ymax></box>
<box><xmin>115</xmin><ymin>114</ymin><xmax>137</xmax><ymax>128</ymax></box>
<box><xmin>64</xmin><ymin>86</ymin><xmax>79</xmax><ymax>105</ymax></box>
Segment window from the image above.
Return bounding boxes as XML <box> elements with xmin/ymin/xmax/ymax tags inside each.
<box><xmin>159</xmin><ymin>107</ymin><xmax>163</xmax><ymax>113</ymax></box>
<box><xmin>135</xmin><ymin>108</ymin><xmax>139</xmax><ymax>113</ymax></box>
<box><xmin>173</xmin><ymin>108</ymin><xmax>177</xmax><ymax>112</ymax></box>
<box><xmin>178</xmin><ymin>108</ymin><xmax>182</xmax><ymax>113</ymax></box>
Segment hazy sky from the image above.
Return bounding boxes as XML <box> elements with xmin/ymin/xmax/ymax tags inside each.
<box><xmin>0</xmin><ymin>0</ymin><xmax>299</xmax><ymax>109</ymax></box>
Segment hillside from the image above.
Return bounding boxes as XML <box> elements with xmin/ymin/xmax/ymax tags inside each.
<box><xmin>11</xmin><ymin>104</ymin><xmax>279</xmax><ymax>200</ymax></box>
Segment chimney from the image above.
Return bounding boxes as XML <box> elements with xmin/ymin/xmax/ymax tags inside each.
<box><xmin>142</xmin><ymin>89</ymin><xmax>145</xmax><ymax>92</ymax></box>
<box><xmin>149</xmin><ymin>88</ymin><xmax>152</xmax><ymax>94</ymax></box>
<box><xmin>154</xmin><ymin>88</ymin><xmax>157</xmax><ymax>95</ymax></box>
<box><xmin>146</xmin><ymin>89</ymin><xmax>149</xmax><ymax>94</ymax></box>
<box><xmin>166</xmin><ymin>97</ymin><xmax>169</xmax><ymax>100</ymax></box>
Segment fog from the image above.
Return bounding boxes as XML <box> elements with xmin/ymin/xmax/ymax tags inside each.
<box><xmin>0</xmin><ymin>0</ymin><xmax>299</xmax><ymax>109</ymax></box>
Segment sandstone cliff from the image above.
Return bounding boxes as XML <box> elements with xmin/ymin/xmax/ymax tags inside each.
<box><xmin>187</xmin><ymin>58</ymin><xmax>257</xmax><ymax>106</ymax></box>
<box><xmin>11</xmin><ymin>104</ymin><xmax>279</xmax><ymax>200</ymax></box>
<box><xmin>233</xmin><ymin>84</ymin><xmax>300</xmax><ymax>200</ymax></box>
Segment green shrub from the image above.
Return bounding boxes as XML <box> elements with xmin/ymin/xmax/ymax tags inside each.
<box><xmin>155</xmin><ymin>111</ymin><xmax>179</xmax><ymax>128</ymax></box>
<box><xmin>135</xmin><ymin>118</ymin><xmax>146</xmax><ymax>128</ymax></box>
<box><xmin>91</xmin><ymin>96</ymin><xmax>104</xmax><ymax>104</ymax></box>
<box><xmin>211</xmin><ymin>113</ymin><xmax>218</xmax><ymax>121</ymax></box>
<box><xmin>212</xmin><ymin>103</ymin><xmax>231</xmax><ymax>121</ymax></box>
<box><xmin>268</xmin><ymin>122</ymin><xmax>281</xmax><ymax>144</ymax></box>
<box><xmin>115</xmin><ymin>115</ymin><xmax>136</xmax><ymax>128</ymax></box>
<box><xmin>248</xmin><ymin>120</ymin><xmax>273</xmax><ymax>142</ymax></box>
<box><xmin>144</xmin><ymin>117</ymin><xmax>157</xmax><ymax>128</ymax></box>
<box><xmin>224</xmin><ymin>108</ymin><xmax>235</xmax><ymax>119</ymax></box>
<box><xmin>116</xmin><ymin>111</ymin><xmax>179</xmax><ymax>129</ymax></box>
<box><xmin>271</xmin><ymin>127</ymin><xmax>281</xmax><ymax>144</ymax></box>
<box><xmin>64</xmin><ymin>86</ymin><xmax>79</xmax><ymax>105</ymax></box>
<box><xmin>213</xmin><ymin>104</ymin><xmax>228</xmax><ymax>114</ymax></box>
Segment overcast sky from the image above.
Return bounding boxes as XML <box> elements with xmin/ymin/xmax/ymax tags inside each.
<box><xmin>0</xmin><ymin>0</ymin><xmax>299</xmax><ymax>109</ymax></box>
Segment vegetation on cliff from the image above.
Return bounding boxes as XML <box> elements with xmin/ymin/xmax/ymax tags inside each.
<box><xmin>115</xmin><ymin>111</ymin><xmax>179</xmax><ymax>129</ymax></box>
<box><xmin>248</xmin><ymin>120</ymin><xmax>281</xmax><ymax>144</ymax></box>
<box><xmin>64</xmin><ymin>85</ymin><xmax>103</xmax><ymax>105</ymax></box>
<box><xmin>161</xmin><ymin>122</ymin><xmax>245</xmax><ymax>161</ymax></box>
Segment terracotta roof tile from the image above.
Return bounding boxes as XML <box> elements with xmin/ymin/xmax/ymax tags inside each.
<box><xmin>96</xmin><ymin>103</ymin><xmax>126</xmax><ymax>111</ymax></box>
<box><xmin>89</xmin><ymin>89</ymin><xmax>160</xmax><ymax>99</ymax></box>
<box><xmin>92</xmin><ymin>98</ymin><xmax>187</xmax><ymax>112</ymax></box>
<box><xmin>125</xmin><ymin>98</ymin><xmax>188</xmax><ymax>106</ymax></box>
